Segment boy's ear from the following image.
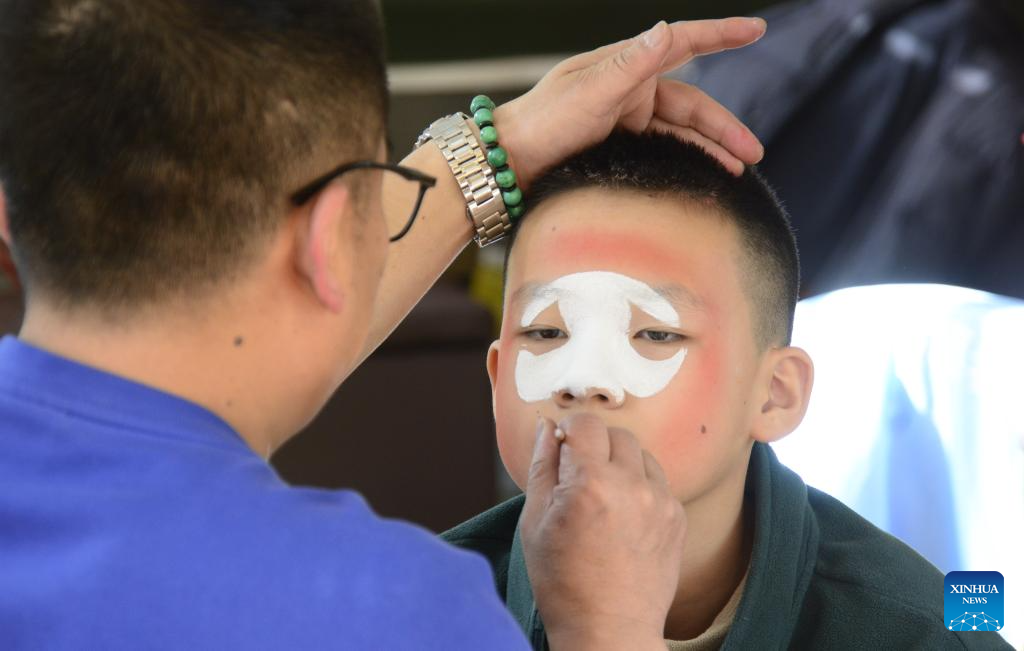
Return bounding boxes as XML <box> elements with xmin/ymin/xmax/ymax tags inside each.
<box><xmin>486</xmin><ymin>340</ymin><xmax>501</xmax><ymax>414</ymax></box>
<box><xmin>751</xmin><ymin>346</ymin><xmax>814</xmax><ymax>444</ymax></box>
<box><xmin>292</xmin><ymin>182</ymin><xmax>353</xmax><ymax>314</ymax></box>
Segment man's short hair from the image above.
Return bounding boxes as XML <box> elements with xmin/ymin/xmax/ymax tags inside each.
<box><xmin>0</xmin><ymin>0</ymin><xmax>386</xmax><ymax>309</ymax></box>
<box><xmin>505</xmin><ymin>130</ymin><xmax>799</xmax><ymax>349</ymax></box>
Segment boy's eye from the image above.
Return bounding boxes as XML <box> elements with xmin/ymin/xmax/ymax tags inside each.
<box><xmin>635</xmin><ymin>329</ymin><xmax>683</xmax><ymax>343</ymax></box>
<box><xmin>525</xmin><ymin>328</ymin><xmax>567</xmax><ymax>341</ymax></box>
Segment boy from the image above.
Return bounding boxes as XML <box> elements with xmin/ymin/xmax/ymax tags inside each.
<box><xmin>445</xmin><ymin>131</ymin><xmax>1011</xmax><ymax>650</ymax></box>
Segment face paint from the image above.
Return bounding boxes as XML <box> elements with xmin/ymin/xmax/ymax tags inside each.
<box><xmin>515</xmin><ymin>271</ymin><xmax>687</xmax><ymax>403</ymax></box>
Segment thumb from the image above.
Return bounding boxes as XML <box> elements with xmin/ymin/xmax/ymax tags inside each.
<box><xmin>591</xmin><ymin>21</ymin><xmax>671</xmax><ymax>98</ymax></box>
<box><xmin>524</xmin><ymin>417</ymin><xmax>560</xmax><ymax>510</ymax></box>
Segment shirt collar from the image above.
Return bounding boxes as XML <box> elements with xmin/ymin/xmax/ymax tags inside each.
<box><xmin>725</xmin><ymin>442</ymin><xmax>820</xmax><ymax>648</ymax></box>
<box><xmin>0</xmin><ymin>335</ymin><xmax>247</xmax><ymax>452</ymax></box>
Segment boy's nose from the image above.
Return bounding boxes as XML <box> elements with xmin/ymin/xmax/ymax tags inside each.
<box><xmin>552</xmin><ymin>385</ymin><xmax>624</xmax><ymax>409</ymax></box>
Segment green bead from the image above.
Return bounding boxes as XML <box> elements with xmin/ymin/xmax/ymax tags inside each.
<box><xmin>470</xmin><ymin>95</ymin><xmax>496</xmax><ymax>113</ymax></box>
<box><xmin>495</xmin><ymin>168</ymin><xmax>517</xmax><ymax>189</ymax></box>
<box><xmin>502</xmin><ymin>187</ymin><xmax>523</xmax><ymax>207</ymax></box>
<box><xmin>473</xmin><ymin>108</ymin><xmax>494</xmax><ymax>127</ymax></box>
<box><xmin>508</xmin><ymin>203</ymin><xmax>526</xmax><ymax>220</ymax></box>
<box><xmin>480</xmin><ymin>125</ymin><xmax>498</xmax><ymax>145</ymax></box>
<box><xmin>487</xmin><ymin>146</ymin><xmax>508</xmax><ymax>168</ymax></box>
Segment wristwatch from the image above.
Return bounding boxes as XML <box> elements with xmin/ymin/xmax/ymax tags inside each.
<box><xmin>415</xmin><ymin>113</ymin><xmax>511</xmax><ymax>247</ymax></box>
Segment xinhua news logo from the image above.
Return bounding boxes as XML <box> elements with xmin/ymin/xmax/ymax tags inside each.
<box><xmin>944</xmin><ymin>571</ymin><xmax>1003</xmax><ymax>632</ymax></box>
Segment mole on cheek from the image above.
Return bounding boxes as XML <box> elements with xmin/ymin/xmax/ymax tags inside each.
<box><xmin>701</xmin><ymin>424</ymin><xmax>707</xmax><ymax>434</ymax></box>
<box><xmin>233</xmin><ymin>336</ymin><xmax>244</xmax><ymax>347</ymax></box>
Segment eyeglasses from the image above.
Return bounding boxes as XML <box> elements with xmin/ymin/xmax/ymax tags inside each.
<box><xmin>289</xmin><ymin>160</ymin><xmax>437</xmax><ymax>243</ymax></box>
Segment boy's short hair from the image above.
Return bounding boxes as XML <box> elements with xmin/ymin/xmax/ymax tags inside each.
<box><xmin>505</xmin><ymin>130</ymin><xmax>799</xmax><ymax>349</ymax></box>
<box><xmin>0</xmin><ymin>0</ymin><xmax>386</xmax><ymax>309</ymax></box>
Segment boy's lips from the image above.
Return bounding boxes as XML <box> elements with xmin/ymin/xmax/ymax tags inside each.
<box><xmin>533</xmin><ymin>408</ymin><xmax>633</xmax><ymax>435</ymax></box>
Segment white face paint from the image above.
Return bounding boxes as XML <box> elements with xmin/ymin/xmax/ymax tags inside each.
<box><xmin>515</xmin><ymin>271</ymin><xmax>688</xmax><ymax>403</ymax></box>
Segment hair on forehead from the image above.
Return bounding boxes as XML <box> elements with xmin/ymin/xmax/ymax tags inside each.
<box><xmin>503</xmin><ymin>130</ymin><xmax>799</xmax><ymax>349</ymax></box>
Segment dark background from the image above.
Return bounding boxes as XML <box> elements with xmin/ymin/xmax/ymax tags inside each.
<box><xmin>381</xmin><ymin>0</ymin><xmax>781</xmax><ymax>62</ymax></box>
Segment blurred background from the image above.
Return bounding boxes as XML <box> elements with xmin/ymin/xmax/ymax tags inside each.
<box><xmin>0</xmin><ymin>0</ymin><xmax>1020</xmax><ymax>642</ymax></box>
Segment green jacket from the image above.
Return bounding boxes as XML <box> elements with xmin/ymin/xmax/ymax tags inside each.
<box><xmin>443</xmin><ymin>443</ymin><xmax>1011</xmax><ymax>650</ymax></box>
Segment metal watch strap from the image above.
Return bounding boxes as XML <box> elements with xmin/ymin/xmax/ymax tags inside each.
<box><xmin>418</xmin><ymin>113</ymin><xmax>511</xmax><ymax>247</ymax></box>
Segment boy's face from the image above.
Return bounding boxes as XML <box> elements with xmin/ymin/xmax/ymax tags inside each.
<box><xmin>488</xmin><ymin>188</ymin><xmax>767</xmax><ymax>503</ymax></box>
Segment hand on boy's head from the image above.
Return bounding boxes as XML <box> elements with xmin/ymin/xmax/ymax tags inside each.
<box><xmin>520</xmin><ymin>414</ymin><xmax>687</xmax><ymax>650</ymax></box>
<box><xmin>495</xmin><ymin>17</ymin><xmax>766</xmax><ymax>187</ymax></box>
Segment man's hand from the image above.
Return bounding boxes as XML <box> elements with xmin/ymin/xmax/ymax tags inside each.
<box><xmin>520</xmin><ymin>414</ymin><xmax>687</xmax><ymax>651</ymax></box>
<box><xmin>496</xmin><ymin>18</ymin><xmax>767</xmax><ymax>186</ymax></box>
<box><xmin>361</xmin><ymin>18</ymin><xmax>767</xmax><ymax>373</ymax></box>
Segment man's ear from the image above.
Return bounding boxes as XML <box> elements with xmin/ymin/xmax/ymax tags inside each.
<box><xmin>293</xmin><ymin>182</ymin><xmax>353</xmax><ymax>314</ymax></box>
<box><xmin>0</xmin><ymin>183</ymin><xmax>11</xmax><ymax>245</ymax></box>
<box><xmin>486</xmin><ymin>340</ymin><xmax>501</xmax><ymax>417</ymax></box>
<box><xmin>751</xmin><ymin>346</ymin><xmax>814</xmax><ymax>444</ymax></box>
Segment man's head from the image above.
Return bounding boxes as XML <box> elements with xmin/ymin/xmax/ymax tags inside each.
<box><xmin>0</xmin><ymin>0</ymin><xmax>386</xmax><ymax>308</ymax></box>
<box><xmin>0</xmin><ymin>0</ymin><xmax>390</xmax><ymax>436</ymax></box>
<box><xmin>488</xmin><ymin>131</ymin><xmax>813</xmax><ymax>503</ymax></box>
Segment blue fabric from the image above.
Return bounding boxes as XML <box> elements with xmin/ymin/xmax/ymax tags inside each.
<box><xmin>0</xmin><ymin>336</ymin><xmax>528</xmax><ymax>650</ymax></box>
<box><xmin>880</xmin><ymin>365</ymin><xmax>962</xmax><ymax>574</ymax></box>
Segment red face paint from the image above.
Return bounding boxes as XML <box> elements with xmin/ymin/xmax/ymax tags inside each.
<box><xmin>535</xmin><ymin>229</ymin><xmax>687</xmax><ymax>278</ymax></box>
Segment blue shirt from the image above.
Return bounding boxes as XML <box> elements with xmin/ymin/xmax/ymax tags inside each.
<box><xmin>0</xmin><ymin>336</ymin><xmax>528</xmax><ymax>650</ymax></box>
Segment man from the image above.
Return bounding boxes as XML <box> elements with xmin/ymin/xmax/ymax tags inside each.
<box><xmin>0</xmin><ymin>1</ymin><xmax>765</xmax><ymax>649</ymax></box>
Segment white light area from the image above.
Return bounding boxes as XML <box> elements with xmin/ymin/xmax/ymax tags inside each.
<box><xmin>388</xmin><ymin>55</ymin><xmax>567</xmax><ymax>94</ymax></box>
<box><xmin>773</xmin><ymin>284</ymin><xmax>1023</xmax><ymax>648</ymax></box>
<box><xmin>884</xmin><ymin>28</ymin><xmax>935</xmax><ymax>65</ymax></box>
<box><xmin>950</xmin><ymin>66</ymin><xmax>994</xmax><ymax>97</ymax></box>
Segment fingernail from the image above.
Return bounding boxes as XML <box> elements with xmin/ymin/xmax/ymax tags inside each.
<box><xmin>554</xmin><ymin>427</ymin><xmax>566</xmax><ymax>442</ymax></box>
<box><xmin>641</xmin><ymin>20</ymin><xmax>668</xmax><ymax>48</ymax></box>
<box><xmin>748</xmin><ymin>17</ymin><xmax>767</xmax><ymax>31</ymax></box>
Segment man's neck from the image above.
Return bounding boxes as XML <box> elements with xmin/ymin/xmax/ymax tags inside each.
<box><xmin>664</xmin><ymin>450</ymin><xmax>753</xmax><ymax>640</ymax></box>
<box><xmin>18</xmin><ymin>295</ymin><xmax>304</xmax><ymax>458</ymax></box>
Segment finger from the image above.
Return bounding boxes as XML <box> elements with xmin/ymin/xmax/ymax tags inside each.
<box><xmin>648</xmin><ymin>118</ymin><xmax>745</xmax><ymax>176</ymax></box>
<box><xmin>661</xmin><ymin>17</ymin><xmax>768</xmax><ymax>71</ymax></box>
<box><xmin>558</xmin><ymin>36</ymin><xmax>634</xmax><ymax>73</ymax></box>
<box><xmin>642</xmin><ymin>449</ymin><xmax>670</xmax><ymax>487</ymax></box>
<box><xmin>654</xmin><ymin>79</ymin><xmax>764</xmax><ymax>165</ymax></box>
<box><xmin>560</xmin><ymin>22</ymin><xmax>664</xmax><ymax>73</ymax></box>
<box><xmin>576</xmin><ymin>21</ymin><xmax>674</xmax><ymax>103</ymax></box>
<box><xmin>607</xmin><ymin>427</ymin><xmax>645</xmax><ymax>474</ymax></box>
<box><xmin>524</xmin><ymin>417</ymin><xmax>561</xmax><ymax>507</ymax></box>
<box><xmin>558</xmin><ymin>412</ymin><xmax>612</xmax><ymax>464</ymax></box>
<box><xmin>565</xmin><ymin>17</ymin><xmax>766</xmax><ymax>74</ymax></box>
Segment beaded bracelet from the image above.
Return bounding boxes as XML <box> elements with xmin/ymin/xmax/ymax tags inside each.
<box><xmin>470</xmin><ymin>94</ymin><xmax>525</xmax><ymax>221</ymax></box>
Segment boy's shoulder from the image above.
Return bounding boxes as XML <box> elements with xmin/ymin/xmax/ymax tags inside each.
<box><xmin>442</xmin><ymin>494</ymin><xmax>526</xmax><ymax>597</ymax></box>
<box><xmin>806</xmin><ymin>484</ymin><xmax>942</xmax><ymax>603</ymax></box>
<box><xmin>793</xmin><ymin>485</ymin><xmax>1008</xmax><ymax>649</ymax></box>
